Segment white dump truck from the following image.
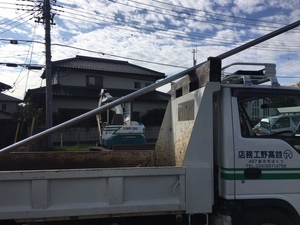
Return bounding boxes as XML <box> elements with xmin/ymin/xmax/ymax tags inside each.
<box><xmin>0</xmin><ymin>21</ymin><xmax>300</xmax><ymax>225</ymax></box>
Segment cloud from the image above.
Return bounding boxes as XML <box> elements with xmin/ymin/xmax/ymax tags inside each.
<box><xmin>232</xmin><ymin>0</ymin><xmax>266</xmax><ymax>14</ymax></box>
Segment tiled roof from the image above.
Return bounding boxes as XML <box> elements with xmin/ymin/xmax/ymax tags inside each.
<box><xmin>25</xmin><ymin>85</ymin><xmax>170</xmax><ymax>102</ymax></box>
<box><xmin>0</xmin><ymin>93</ymin><xmax>22</xmax><ymax>102</ymax></box>
<box><xmin>0</xmin><ymin>82</ymin><xmax>12</xmax><ymax>92</ymax></box>
<box><xmin>42</xmin><ymin>55</ymin><xmax>165</xmax><ymax>80</ymax></box>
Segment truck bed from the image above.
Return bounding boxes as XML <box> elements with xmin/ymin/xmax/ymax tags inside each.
<box><xmin>0</xmin><ymin>150</ymin><xmax>154</xmax><ymax>171</ymax></box>
<box><xmin>0</xmin><ymin>150</ymin><xmax>212</xmax><ymax>222</ymax></box>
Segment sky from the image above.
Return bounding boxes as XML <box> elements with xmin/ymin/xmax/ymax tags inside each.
<box><xmin>0</xmin><ymin>0</ymin><xmax>299</xmax><ymax>100</ymax></box>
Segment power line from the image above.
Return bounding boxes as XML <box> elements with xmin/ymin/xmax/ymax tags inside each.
<box><xmin>50</xmin><ymin>43</ymin><xmax>188</xmax><ymax>69</ymax></box>
<box><xmin>0</xmin><ymin>11</ymin><xmax>29</xmax><ymax>25</ymax></box>
<box><xmin>0</xmin><ymin>13</ymin><xmax>34</xmax><ymax>34</ymax></box>
<box><xmin>112</xmin><ymin>0</ymin><xmax>294</xmax><ymax>32</ymax></box>
<box><xmin>57</xmin><ymin>12</ymin><xmax>300</xmax><ymax>52</ymax></box>
<box><xmin>56</xmin><ymin>2</ymin><xmax>300</xmax><ymax>49</ymax></box>
<box><xmin>23</xmin><ymin>22</ymin><xmax>38</xmax><ymax>95</ymax></box>
<box><xmin>152</xmin><ymin>0</ymin><xmax>290</xmax><ymax>27</ymax></box>
<box><xmin>0</xmin><ymin>37</ymin><xmax>189</xmax><ymax>68</ymax></box>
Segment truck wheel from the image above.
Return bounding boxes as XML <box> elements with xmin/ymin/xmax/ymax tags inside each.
<box><xmin>235</xmin><ymin>208</ymin><xmax>294</xmax><ymax>225</ymax></box>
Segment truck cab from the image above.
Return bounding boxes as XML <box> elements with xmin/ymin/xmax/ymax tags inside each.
<box><xmin>159</xmin><ymin>58</ymin><xmax>300</xmax><ymax>224</ymax></box>
<box><xmin>216</xmin><ymin>62</ymin><xmax>300</xmax><ymax>224</ymax></box>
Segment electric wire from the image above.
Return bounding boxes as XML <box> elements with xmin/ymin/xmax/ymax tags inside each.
<box><xmin>57</xmin><ymin>12</ymin><xmax>300</xmax><ymax>53</ymax></box>
<box><xmin>51</xmin><ymin>43</ymin><xmax>188</xmax><ymax>69</ymax></box>
<box><xmin>152</xmin><ymin>0</ymin><xmax>294</xmax><ymax>26</ymax></box>
<box><xmin>113</xmin><ymin>0</ymin><xmax>300</xmax><ymax>34</ymax></box>
<box><xmin>0</xmin><ymin>11</ymin><xmax>30</xmax><ymax>26</ymax></box>
<box><xmin>55</xmin><ymin>3</ymin><xmax>300</xmax><ymax>50</ymax></box>
<box><xmin>23</xmin><ymin>22</ymin><xmax>38</xmax><ymax>96</ymax></box>
<box><xmin>123</xmin><ymin>0</ymin><xmax>280</xmax><ymax>31</ymax></box>
<box><xmin>0</xmin><ymin>13</ymin><xmax>34</xmax><ymax>35</ymax></box>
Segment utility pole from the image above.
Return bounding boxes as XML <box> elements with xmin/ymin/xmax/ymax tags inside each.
<box><xmin>35</xmin><ymin>0</ymin><xmax>56</xmax><ymax>148</ymax></box>
<box><xmin>192</xmin><ymin>49</ymin><xmax>197</xmax><ymax>66</ymax></box>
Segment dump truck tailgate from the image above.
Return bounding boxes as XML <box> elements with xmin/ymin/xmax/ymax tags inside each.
<box><xmin>0</xmin><ymin>165</ymin><xmax>213</xmax><ymax>222</ymax></box>
<box><xmin>0</xmin><ymin>167</ymin><xmax>193</xmax><ymax>221</ymax></box>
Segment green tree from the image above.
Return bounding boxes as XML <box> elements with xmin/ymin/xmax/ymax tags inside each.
<box><xmin>12</xmin><ymin>100</ymin><xmax>42</xmax><ymax>125</ymax></box>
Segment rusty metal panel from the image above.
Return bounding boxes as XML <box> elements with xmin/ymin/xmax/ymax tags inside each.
<box><xmin>178</xmin><ymin>100</ymin><xmax>194</xmax><ymax>121</ymax></box>
<box><xmin>171</xmin><ymin>58</ymin><xmax>221</xmax><ymax>100</ymax></box>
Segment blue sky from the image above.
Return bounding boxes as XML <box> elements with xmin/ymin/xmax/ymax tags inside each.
<box><xmin>0</xmin><ymin>0</ymin><xmax>299</xmax><ymax>99</ymax></box>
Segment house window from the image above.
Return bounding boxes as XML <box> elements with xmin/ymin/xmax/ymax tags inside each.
<box><xmin>86</xmin><ymin>76</ymin><xmax>103</xmax><ymax>87</ymax></box>
<box><xmin>134</xmin><ymin>82</ymin><xmax>141</xmax><ymax>89</ymax></box>
<box><xmin>2</xmin><ymin>104</ymin><xmax>6</xmax><ymax>111</ymax></box>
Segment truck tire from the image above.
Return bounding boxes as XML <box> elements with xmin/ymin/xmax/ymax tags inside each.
<box><xmin>235</xmin><ymin>208</ymin><xmax>295</xmax><ymax>225</ymax></box>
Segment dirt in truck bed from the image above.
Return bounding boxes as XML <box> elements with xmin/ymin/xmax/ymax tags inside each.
<box><xmin>0</xmin><ymin>150</ymin><xmax>154</xmax><ymax>171</ymax></box>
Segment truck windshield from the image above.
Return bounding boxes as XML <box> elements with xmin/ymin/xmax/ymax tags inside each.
<box><xmin>236</xmin><ymin>89</ymin><xmax>300</xmax><ymax>151</ymax></box>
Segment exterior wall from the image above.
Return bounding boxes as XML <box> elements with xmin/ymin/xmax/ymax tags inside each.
<box><xmin>54</xmin><ymin>70</ymin><xmax>86</xmax><ymax>86</ymax></box>
<box><xmin>0</xmin><ymin>102</ymin><xmax>20</xmax><ymax>119</ymax></box>
<box><xmin>0</xmin><ymin>112</ymin><xmax>11</xmax><ymax>120</ymax></box>
<box><xmin>52</xmin><ymin>96</ymin><xmax>98</xmax><ymax>113</ymax></box>
<box><xmin>2</xmin><ymin>102</ymin><xmax>19</xmax><ymax>114</ymax></box>
<box><xmin>55</xmin><ymin>70</ymin><xmax>155</xmax><ymax>90</ymax></box>
<box><xmin>104</xmin><ymin>76</ymin><xmax>154</xmax><ymax>90</ymax></box>
<box><xmin>52</xmin><ymin>97</ymin><xmax>168</xmax><ymax>117</ymax></box>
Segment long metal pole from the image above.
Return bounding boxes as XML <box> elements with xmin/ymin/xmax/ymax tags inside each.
<box><xmin>217</xmin><ymin>20</ymin><xmax>300</xmax><ymax>60</ymax></box>
<box><xmin>1</xmin><ymin>20</ymin><xmax>299</xmax><ymax>154</ymax></box>
<box><xmin>45</xmin><ymin>0</ymin><xmax>53</xmax><ymax>148</ymax></box>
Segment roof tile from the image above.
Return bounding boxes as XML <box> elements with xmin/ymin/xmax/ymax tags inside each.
<box><xmin>26</xmin><ymin>85</ymin><xmax>170</xmax><ymax>102</ymax></box>
<box><xmin>42</xmin><ymin>55</ymin><xmax>165</xmax><ymax>79</ymax></box>
<box><xmin>0</xmin><ymin>93</ymin><xmax>22</xmax><ymax>102</ymax></box>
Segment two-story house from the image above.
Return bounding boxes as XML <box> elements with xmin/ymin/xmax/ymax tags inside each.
<box><xmin>24</xmin><ymin>56</ymin><xmax>170</xmax><ymax>148</ymax></box>
<box><xmin>25</xmin><ymin>55</ymin><xmax>170</xmax><ymax>125</ymax></box>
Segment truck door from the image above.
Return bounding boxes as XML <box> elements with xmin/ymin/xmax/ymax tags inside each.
<box><xmin>231</xmin><ymin>88</ymin><xmax>300</xmax><ymax>201</ymax></box>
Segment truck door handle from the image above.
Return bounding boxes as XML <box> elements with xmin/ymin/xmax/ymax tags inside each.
<box><xmin>244</xmin><ymin>168</ymin><xmax>262</xmax><ymax>179</ymax></box>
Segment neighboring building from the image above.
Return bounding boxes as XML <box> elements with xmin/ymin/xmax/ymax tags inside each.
<box><xmin>0</xmin><ymin>82</ymin><xmax>12</xmax><ymax>92</ymax></box>
<box><xmin>0</xmin><ymin>83</ymin><xmax>23</xmax><ymax>148</ymax></box>
<box><xmin>0</xmin><ymin>93</ymin><xmax>22</xmax><ymax>120</ymax></box>
<box><xmin>25</xmin><ymin>55</ymin><xmax>170</xmax><ymax>125</ymax></box>
<box><xmin>286</xmin><ymin>82</ymin><xmax>300</xmax><ymax>88</ymax></box>
<box><xmin>0</xmin><ymin>83</ymin><xmax>22</xmax><ymax>120</ymax></box>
